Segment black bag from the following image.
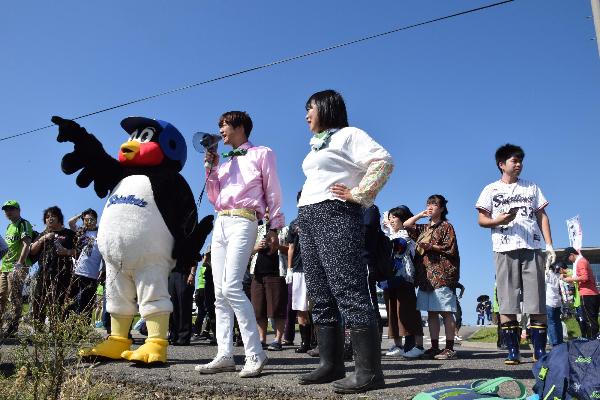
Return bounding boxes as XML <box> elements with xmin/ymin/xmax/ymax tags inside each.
<box><xmin>372</xmin><ymin>229</ymin><xmax>394</xmax><ymax>282</ymax></box>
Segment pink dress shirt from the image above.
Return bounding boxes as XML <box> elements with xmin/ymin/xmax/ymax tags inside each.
<box><xmin>206</xmin><ymin>141</ymin><xmax>285</xmax><ymax>229</ymax></box>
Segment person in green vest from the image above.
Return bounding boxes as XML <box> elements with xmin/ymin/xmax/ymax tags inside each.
<box><xmin>193</xmin><ymin>257</ymin><xmax>207</xmax><ymax>336</ymax></box>
<box><xmin>0</xmin><ymin>200</ymin><xmax>33</xmax><ymax>337</ymax></box>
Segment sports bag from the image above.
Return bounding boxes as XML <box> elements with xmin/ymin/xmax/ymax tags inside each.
<box><xmin>532</xmin><ymin>338</ymin><xmax>600</xmax><ymax>400</ymax></box>
<box><xmin>413</xmin><ymin>377</ymin><xmax>527</xmax><ymax>399</ymax></box>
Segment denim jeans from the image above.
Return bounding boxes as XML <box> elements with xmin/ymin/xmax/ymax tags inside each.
<box><xmin>546</xmin><ymin>306</ymin><xmax>563</xmax><ymax>346</ymax></box>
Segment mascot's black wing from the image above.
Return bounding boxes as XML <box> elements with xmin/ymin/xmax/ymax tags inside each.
<box><xmin>147</xmin><ymin>171</ymin><xmax>214</xmax><ymax>266</ymax></box>
<box><xmin>52</xmin><ymin>116</ymin><xmax>124</xmax><ymax>198</ymax></box>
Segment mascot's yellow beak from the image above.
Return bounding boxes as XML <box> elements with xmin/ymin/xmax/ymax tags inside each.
<box><xmin>120</xmin><ymin>141</ymin><xmax>140</xmax><ymax>161</ymax></box>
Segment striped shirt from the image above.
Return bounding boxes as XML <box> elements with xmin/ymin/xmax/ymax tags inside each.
<box><xmin>476</xmin><ymin>179</ymin><xmax>548</xmax><ymax>252</ymax></box>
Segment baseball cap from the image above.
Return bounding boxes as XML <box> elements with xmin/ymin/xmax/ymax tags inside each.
<box><xmin>1</xmin><ymin>200</ymin><xmax>20</xmax><ymax>210</ymax></box>
<box><xmin>562</xmin><ymin>246</ymin><xmax>579</xmax><ymax>260</ymax></box>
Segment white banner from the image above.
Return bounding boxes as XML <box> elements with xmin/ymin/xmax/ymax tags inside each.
<box><xmin>566</xmin><ymin>215</ymin><xmax>583</xmax><ymax>250</ymax></box>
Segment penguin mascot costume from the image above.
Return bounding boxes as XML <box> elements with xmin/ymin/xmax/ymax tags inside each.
<box><xmin>52</xmin><ymin>115</ymin><xmax>213</xmax><ymax>364</ymax></box>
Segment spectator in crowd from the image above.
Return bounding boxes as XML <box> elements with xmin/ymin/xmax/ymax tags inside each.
<box><xmin>484</xmin><ymin>298</ymin><xmax>492</xmax><ymax>324</ymax></box>
<box><xmin>273</xmin><ymin>224</ymin><xmax>291</xmax><ymax>346</ymax></box>
<box><xmin>0</xmin><ymin>200</ymin><xmax>33</xmax><ymax>337</ymax></box>
<box><xmin>405</xmin><ymin>194</ymin><xmax>460</xmax><ymax>361</ymax></box>
<box><xmin>453</xmin><ymin>282</ymin><xmax>465</xmax><ymax>342</ymax></box>
<box><xmin>286</xmin><ymin>191</ymin><xmax>313</xmax><ymax>354</ymax></box>
<box><xmin>250</xmin><ymin>220</ymin><xmax>288</xmax><ymax>351</ymax></box>
<box><xmin>193</xmin><ymin>252</ymin><xmax>208</xmax><ymax>338</ymax></box>
<box><xmin>69</xmin><ymin>209</ymin><xmax>103</xmax><ymax>321</ymax></box>
<box><xmin>561</xmin><ymin>247</ymin><xmax>599</xmax><ymax>339</ymax></box>
<box><xmin>0</xmin><ymin>235</ymin><xmax>8</xmax><ymax>259</ymax></box>
<box><xmin>363</xmin><ymin>205</ymin><xmax>383</xmax><ymax>331</ymax></box>
<box><xmin>383</xmin><ymin>205</ymin><xmax>424</xmax><ymax>359</ymax></box>
<box><xmin>476</xmin><ymin>144</ymin><xmax>555</xmax><ymax>365</ymax></box>
<box><xmin>196</xmin><ymin>110</ymin><xmax>284</xmax><ymax>377</ymax></box>
<box><xmin>493</xmin><ymin>285</ymin><xmax>504</xmax><ymax>349</ymax></box>
<box><xmin>168</xmin><ymin>257</ymin><xmax>198</xmax><ymax>346</ymax></box>
<box><xmin>29</xmin><ymin>206</ymin><xmax>76</xmax><ymax>326</ymax></box>
<box><xmin>545</xmin><ymin>261</ymin><xmax>564</xmax><ymax>347</ymax></box>
<box><xmin>476</xmin><ymin>301</ymin><xmax>486</xmax><ymax>326</ymax></box>
<box><xmin>297</xmin><ymin>89</ymin><xmax>393</xmax><ymax>393</ymax></box>
<box><xmin>197</xmin><ymin>251</ymin><xmax>217</xmax><ymax>344</ymax></box>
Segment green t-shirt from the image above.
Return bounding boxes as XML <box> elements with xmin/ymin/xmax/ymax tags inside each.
<box><xmin>1</xmin><ymin>218</ymin><xmax>33</xmax><ymax>272</ymax></box>
<box><xmin>196</xmin><ymin>263</ymin><xmax>206</xmax><ymax>289</ymax></box>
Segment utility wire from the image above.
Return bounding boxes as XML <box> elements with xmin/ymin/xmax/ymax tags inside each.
<box><xmin>1</xmin><ymin>0</ymin><xmax>514</xmax><ymax>142</ymax></box>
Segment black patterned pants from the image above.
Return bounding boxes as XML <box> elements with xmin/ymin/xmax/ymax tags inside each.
<box><xmin>298</xmin><ymin>200</ymin><xmax>376</xmax><ymax>327</ymax></box>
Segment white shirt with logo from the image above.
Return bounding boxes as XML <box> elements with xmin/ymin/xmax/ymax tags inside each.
<box><xmin>476</xmin><ymin>179</ymin><xmax>548</xmax><ymax>252</ymax></box>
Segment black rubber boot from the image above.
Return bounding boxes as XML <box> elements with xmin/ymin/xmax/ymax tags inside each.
<box><xmin>501</xmin><ymin>321</ymin><xmax>521</xmax><ymax>365</ymax></box>
<box><xmin>332</xmin><ymin>322</ymin><xmax>385</xmax><ymax>394</ymax></box>
<box><xmin>529</xmin><ymin>323</ymin><xmax>547</xmax><ymax>361</ymax></box>
<box><xmin>295</xmin><ymin>324</ymin><xmax>311</xmax><ymax>354</ymax></box>
<box><xmin>298</xmin><ymin>324</ymin><xmax>345</xmax><ymax>384</ymax></box>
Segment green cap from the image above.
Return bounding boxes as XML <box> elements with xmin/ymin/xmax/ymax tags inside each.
<box><xmin>1</xmin><ymin>200</ymin><xmax>20</xmax><ymax>210</ymax></box>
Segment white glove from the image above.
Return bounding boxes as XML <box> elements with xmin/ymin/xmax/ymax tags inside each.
<box><xmin>285</xmin><ymin>268</ymin><xmax>293</xmax><ymax>285</ymax></box>
<box><xmin>545</xmin><ymin>244</ymin><xmax>556</xmax><ymax>269</ymax></box>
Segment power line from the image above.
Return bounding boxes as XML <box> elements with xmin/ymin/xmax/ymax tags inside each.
<box><xmin>1</xmin><ymin>0</ymin><xmax>514</xmax><ymax>142</ymax></box>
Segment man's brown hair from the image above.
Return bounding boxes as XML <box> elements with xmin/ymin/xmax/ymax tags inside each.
<box><xmin>219</xmin><ymin>111</ymin><xmax>253</xmax><ymax>138</ymax></box>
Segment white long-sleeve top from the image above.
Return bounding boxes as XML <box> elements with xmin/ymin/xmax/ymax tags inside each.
<box><xmin>298</xmin><ymin>127</ymin><xmax>393</xmax><ymax>208</ymax></box>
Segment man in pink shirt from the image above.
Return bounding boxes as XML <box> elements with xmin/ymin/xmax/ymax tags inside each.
<box><xmin>562</xmin><ymin>247</ymin><xmax>599</xmax><ymax>339</ymax></box>
<box><xmin>195</xmin><ymin>111</ymin><xmax>284</xmax><ymax>377</ymax></box>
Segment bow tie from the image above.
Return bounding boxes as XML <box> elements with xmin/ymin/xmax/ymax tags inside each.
<box><xmin>221</xmin><ymin>148</ymin><xmax>248</xmax><ymax>158</ymax></box>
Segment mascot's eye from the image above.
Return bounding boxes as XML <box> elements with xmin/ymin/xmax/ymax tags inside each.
<box><xmin>139</xmin><ymin>128</ymin><xmax>155</xmax><ymax>143</ymax></box>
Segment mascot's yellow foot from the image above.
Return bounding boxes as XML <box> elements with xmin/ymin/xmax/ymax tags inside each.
<box><xmin>121</xmin><ymin>338</ymin><xmax>168</xmax><ymax>364</ymax></box>
<box><xmin>79</xmin><ymin>336</ymin><xmax>132</xmax><ymax>360</ymax></box>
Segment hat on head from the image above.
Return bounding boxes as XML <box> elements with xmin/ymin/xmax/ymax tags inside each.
<box><xmin>1</xmin><ymin>200</ymin><xmax>20</xmax><ymax>210</ymax></box>
<box><xmin>562</xmin><ymin>246</ymin><xmax>579</xmax><ymax>261</ymax></box>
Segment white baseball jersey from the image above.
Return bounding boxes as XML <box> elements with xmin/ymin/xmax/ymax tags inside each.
<box><xmin>476</xmin><ymin>179</ymin><xmax>548</xmax><ymax>252</ymax></box>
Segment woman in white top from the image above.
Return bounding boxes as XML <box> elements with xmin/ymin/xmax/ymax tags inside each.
<box><xmin>296</xmin><ymin>90</ymin><xmax>393</xmax><ymax>394</ymax></box>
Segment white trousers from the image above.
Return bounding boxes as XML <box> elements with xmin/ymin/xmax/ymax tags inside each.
<box><xmin>211</xmin><ymin>215</ymin><xmax>262</xmax><ymax>358</ymax></box>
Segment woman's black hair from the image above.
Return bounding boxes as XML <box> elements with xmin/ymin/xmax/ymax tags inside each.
<box><xmin>305</xmin><ymin>89</ymin><xmax>349</xmax><ymax>131</ymax></box>
<box><xmin>82</xmin><ymin>208</ymin><xmax>98</xmax><ymax>220</ymax></box>
<box><xmin>388</xmin><ymin>205</ymin><xmax>414</xmax><ymax>223</ymax></box>
<box><xmin>495</xmin><ymin>143</ymin><xmax>525</xmax><ymax>173</ymax></box>
<box><xmin>43</xmin><ymin>206</ymin><xmax>64</xmax><ymax>225</ymax></box>
<box><xmin>427</xmin><ymin>194</ymin><xmax>448</xmax><ymax>221</ymax></box>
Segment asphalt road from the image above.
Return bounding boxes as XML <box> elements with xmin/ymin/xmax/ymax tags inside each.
<box><xmin>82</xmin><ymin>326</ymin><xmax>537</xmax><ymax>399</ymax></box>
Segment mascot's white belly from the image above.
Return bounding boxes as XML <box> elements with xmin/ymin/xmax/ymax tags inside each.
<box><xmin>97</xmin><ymin>175</ymin><xmax>174</xmax><ymax>269</ymax></box>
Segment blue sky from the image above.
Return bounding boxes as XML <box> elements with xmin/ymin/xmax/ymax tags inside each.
<box><xmin>2</xmin><ymin>1</ymin><xmax>599</xmax><ymax>323</ymax></box>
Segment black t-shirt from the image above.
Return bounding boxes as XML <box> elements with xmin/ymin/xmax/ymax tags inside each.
<box><xmin>37</xmin><ymin>228</ymin><xmax>76</xmax><ymax>275</ymax></box>
<box><xmin>286</xmin><ymin>219</ymin><xmax>303</xmax><ymax>273</ymax></box>
<box><xmin>254</xmin><ymin>249</ymin><xmax>279</xmax><ymax>276</ymax></box>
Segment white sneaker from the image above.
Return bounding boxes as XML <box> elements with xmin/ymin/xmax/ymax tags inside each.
<box><xmin>385</xmin><ymin>346</ymin><xmax>405</xmax><ymax>357</ymax></box>
<box><xmin>454</xmin><ymin>335</ymin><xmax>463</xmax><ymax>342</ymax></box>
<box><xmin>402</xmin><ymin>347</ymin><xmax>425</xmax><ymax>359</ymax></box>
<box><xmin>194</xmin><ymin>355</ymin><xmax>236</xmax><ymax>374</ymax></box>
<box><xmin>239</xmin><ymin>352</ymin><xmax>268</xmax><ymax>378</ymax></box>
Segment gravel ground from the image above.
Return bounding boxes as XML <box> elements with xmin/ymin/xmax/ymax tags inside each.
<box><xmin>79</xmin><ymin>326</ymin><xmax>537</xmax><ymax>399</ymax></box>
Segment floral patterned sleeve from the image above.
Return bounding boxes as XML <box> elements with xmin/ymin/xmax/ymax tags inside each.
<box><xmin>350</xmin><ymin>160</ymin><xmax>394</xmax><ymax>207</ymax></box>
